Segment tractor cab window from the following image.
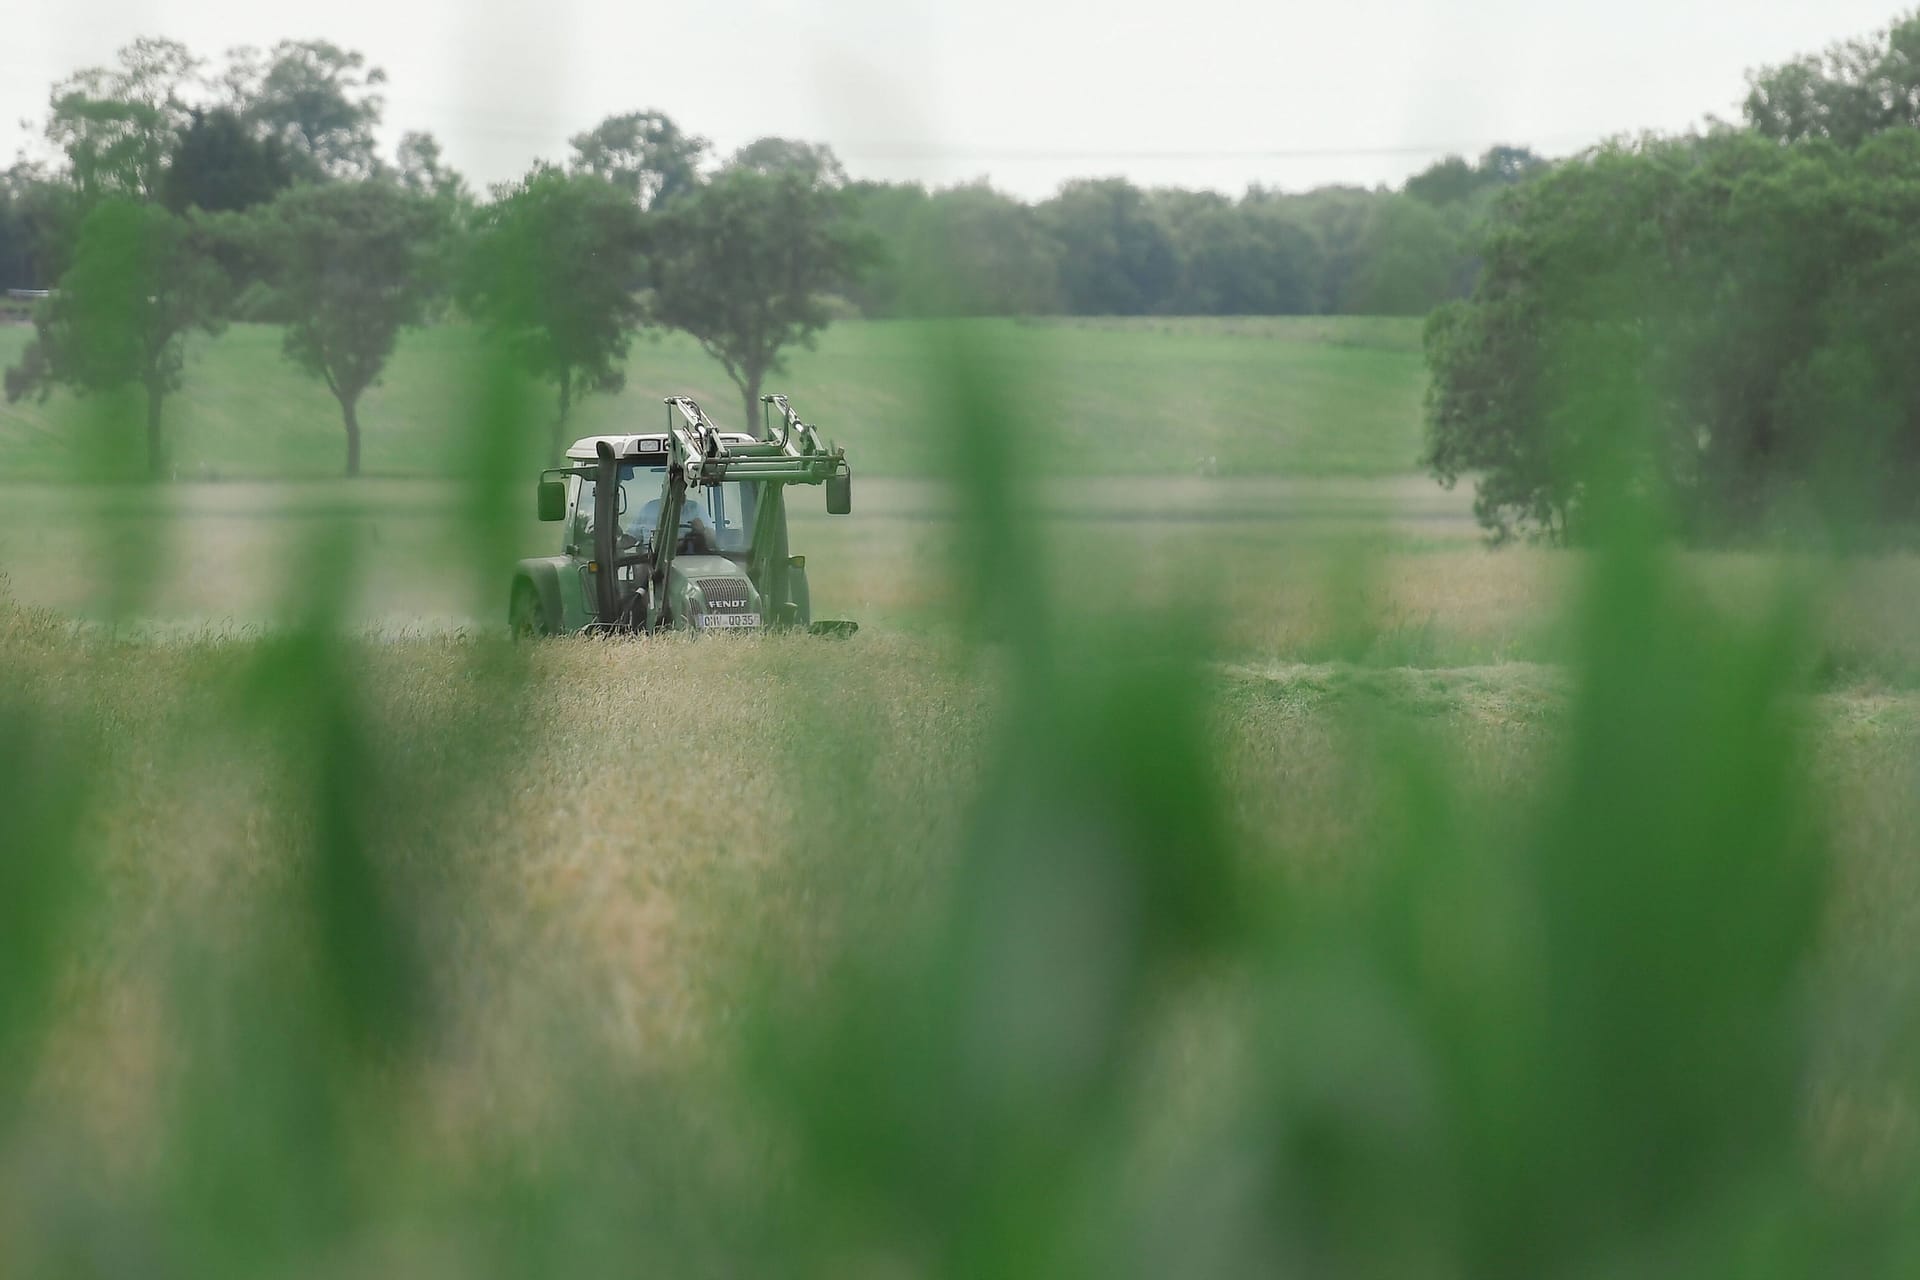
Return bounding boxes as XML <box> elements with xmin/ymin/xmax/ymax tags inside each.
<box><xmin>625</xmin><ymin>473</ymin><xmax>754</xmax><ymax>553</ymax></box>
<box><xmin>577</xmin><ymin>464</ymin><xmax>757</xmax><ymax>554</ymax></box>
<box><xmin>573</xmin><ymin>464</ymin><xmax>644</xmax><ymax>548</ymax></box>
<box><xmin>567</xmin><ymin>476</ymin><xmax>592</xmax><ymax>550</ymax></box>
<box><xmin>701</xmin><ymin>480</ymin><xmax>754</xmax><ymax>552</ymax></box>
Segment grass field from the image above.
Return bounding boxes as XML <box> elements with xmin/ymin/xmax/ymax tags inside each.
<box><xmin>8</xmin><ymin>537</ymin><xmax>1920</xmax><ymax>1268</ymax></box>
<box><xmin>9</xmin><ymin>320</ymin><xmax>1920</xmax><ymax>1268</ymax></box>
<box><xmin>0</xmin><ymin>315</ymin><xmax>1429</xmax><ymax>480</ymax></box>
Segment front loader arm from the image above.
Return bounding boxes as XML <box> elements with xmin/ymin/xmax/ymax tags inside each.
<box><xmin>747</xmin><ymin>481</ymin><xmax>790</xmax><ymax>623</ymax></box>
<box><xmin>646</xmin><ymin>462</ymin><xmax>689</xmax><ymax>630</ymax></box>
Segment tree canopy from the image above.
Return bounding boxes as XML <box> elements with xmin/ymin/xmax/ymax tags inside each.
<box><xmin>1426</xmin><ymin>128</ymin><xmax>1920</xmax><ymax>541</ymax></box>
<box><xmin>1744</xmin><ymin>10</ymin><xmax>1920</xmax><ymax>147</ymax></box>
<box><xmin>649</xmin><ymin>163</ymin><xmax>876</xmax><ymax>436</ymax></box>
<box><xmin>0</xmin><ymin>165</ymin><xmax>80</xmax><ymax>290</ymax></box>
<box><xmin>728</xmin><ymin>138</ymin><xmax>847</xmax><ymax>187</ymax></box>
<box><xmin>162</xmin><ymin>107</ymin><xmax>294</xmax><ymax>214</ymax></box>
<box><xmin>45</xmin><ymin>37</ymin><xmax>200</xmax><ymax>202</ymax></box>
<box><xmin>396</xmin><ymin>131</ymin><xmax>467</xmax><ymax>204</ymax></box>
<box><xmin>222</xmin><ymin>40</ymin><xmax>388</xmax><ymax>182</ymax></box>
<box><xmin>461</xmin><ymin>167</ymin><xmax>647</xmax><ymax>455</ymax></box>
<box><xmin>248</xmin><ymin>181</ymin><xmax>447</xmax><ymax>475</ymax></box>
<box><xmin>568</xmin><ymin>111</ymin><xmax>706</xmax><ymax>210</ymax></box>
<box><xmin>4</xmin><ymin>199</ymin><xmax>227</xmax><ymax>475</ymax></box>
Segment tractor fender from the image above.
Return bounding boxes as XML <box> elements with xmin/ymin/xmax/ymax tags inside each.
<box><xmin>512</xmin><ymin>558</ymin><xmax>568</xmax><ymax>634</ymax></box>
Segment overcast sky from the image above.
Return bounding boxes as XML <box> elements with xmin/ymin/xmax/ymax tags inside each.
<box><xmin>5</xmin><ymin>1</ymin><xmax>1909</xmax><ymax>198</ymax></box>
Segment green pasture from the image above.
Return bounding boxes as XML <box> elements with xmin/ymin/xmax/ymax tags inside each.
<box><xmin>0</xmin><ymin>316</ymin><xmax>1428</xmax><ymax>480</ymax></box>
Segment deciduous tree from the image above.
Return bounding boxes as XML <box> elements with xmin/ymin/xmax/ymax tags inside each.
<box><xmin>461</xmin><ymin>167</ymin><xmax>646</xmax><ymax>456</ymax></box>
<box><xmin>223</xmin><ymin>40</ymin><xmax>386</xmax><ymax>181</ymax></box>
<box><xmin>249</xmin><ymin>181</ymin><xmax>446</xmax><ymax>476</ymax></box>
<box><xmin>568</xmin><ymin>111</ymin><xmax>705</xmax><ymax>209</ymax></box>
<box><xmin>45</xmin><ymin>37</ymin><xmax>200</xmax><ymax>201</ymax></box>
<box><xmin>4</xmin><ymin>199</ymin><xmax>228</xmax><ymax>475</ymax></box>
<box><xmin>1744</xmin><ymin>11</ymin><xmax>1920</xmax><ymax>147</ymax></box>
<box><xmin>728</xmin><ymin>137</ymin><xmax>847</xmax><ymax>187</ymax></box>
<box><xmin>0</xmin><ymin>165</ymin><xmax>81</xmax><ymax>290</ymax></box>
<box><xmin>1425</xmin><ymin>127</ymin><xmax>1920</xmax><ymax>542</ymax></box>
<box><xmin>396</xmin><ymin>131</ymin><xmax>467</xmax><ymax>204</ymax></box>
<box><xmin>1039</xmin><ymin>179</ymin><xmax>1178</xmax><ymax>315</ymax></box>
<box><xmin>162</xmin><ymin>107</ymin><xmax>293</xmax><ymax>214</ymax></box>
<box><xmin>649</xmin><ymin>163</ymin><xmax>875</xmax><ymax>437</ymax></box>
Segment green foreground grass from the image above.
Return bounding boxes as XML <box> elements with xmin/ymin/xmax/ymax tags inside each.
<box><xmin>0</xmin><ymin>315</ymin><xmax>1428</xmax><ymax>480</ymax></box>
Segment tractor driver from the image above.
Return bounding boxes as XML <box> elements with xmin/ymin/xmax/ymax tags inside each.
<box><xmin>632</xmin><ymin>494</ymin><xmax>717</xmax><ymax>553</ymax></box>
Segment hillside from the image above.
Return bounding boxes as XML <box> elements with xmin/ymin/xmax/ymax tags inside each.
<box><xmin>0</xmin><ymin>316</ymin><xmax>1428</xmax><ymax>480</ymax></box>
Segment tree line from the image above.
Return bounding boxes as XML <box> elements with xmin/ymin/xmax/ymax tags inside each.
<box><xmin>847</xmin><ymin>146</ymin><xmax>1543</xmax><ymax>320</ymax></box>
<box><xmin>1428</xmin><ymin>10</ymin><xmax>1920</xmax><ymax>543</ymax></box>
<box><xmin>0</xmin><ymin>37</ymin><xmax>1552</xmax><ymax>476</ymax></box>
<box><xmin>0</xmin><ymin>39</ymin><xmax>873</xmax><ymax>476</ymax></box>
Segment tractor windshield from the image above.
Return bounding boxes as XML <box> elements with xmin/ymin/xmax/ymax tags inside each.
<box><xmin>606</xmin><ymin>469</ymin><xmax>754</xmax><ymax>552</ymax></box>
<box><xmin>698</xmin><ymin>480</ymin><xmax>754</xmax><ymax>551</ymax></box>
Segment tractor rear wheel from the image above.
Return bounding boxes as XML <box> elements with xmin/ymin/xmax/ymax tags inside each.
<box><xmin>510</xmin><ymin>581</ymin><xmax>548</xmax><ymax>640</ymax></box>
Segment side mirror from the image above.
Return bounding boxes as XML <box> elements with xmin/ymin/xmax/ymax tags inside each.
<box><xmin>536</xmin><ymin>479</ymin><xmax>566</xmax><ymax>522</ymax></box>
<box><xmin>826</xmin><ymin>470</ymin><xmax>852</xmax><ymax>516</ymax></box>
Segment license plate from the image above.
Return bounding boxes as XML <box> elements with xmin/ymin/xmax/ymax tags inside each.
<box><xmin>699</xmin><ymin>613</ymin><xmax>760</xmax><ymax>630</ymax></box>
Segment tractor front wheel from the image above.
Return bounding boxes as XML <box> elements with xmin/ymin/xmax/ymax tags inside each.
<box><xmin>510</xmin><ymin>581</ymin><xmax>548</xmax><ymax>640</ymax></box>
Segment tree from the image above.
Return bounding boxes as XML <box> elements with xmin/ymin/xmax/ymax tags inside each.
<box><xmin>843</xmin><ymin>180</ymin><xmax>930</xmax><ymax>315</ymax></box>
<box><xmin>248</xmin><ymin>182</ymin><xmax>446</xmax><ymax>476</ymax></box>
<box><xmin>568</xmin><ymin>111</ymin><xmax>706</xmax><ymax>209</ymax></box>
<box><xmin>4</xmin><ymin>199</ymin><xmax>227</xmax><ymax>475</ymax></box>
<box><xmin>1424</xmin><ymin>125</ymin><xmax>1920</xmax><ymax>542</ymax></box>
<box><xmin>1349</xmin><ymin>197</ymin><xmax>1463</xmax><ymax>315</ymax></box>
<box><xmin>1405</xmin><ymin>155</ymin><xmax>1480</xmax><ymax>207</ymax></box>
<box><xmin>223</xmin><ymin>40</ymin><xmax>386</xmax><ymax>181</ymax></box>
<box><xmin>1039</xmin><ymin>179</ymin><xmax>1179</xmax><ymax>315</ymax></box>
<box><xmin>649</xmin><ymin>164</ymin><xmax>875</xmax><ymax>437</ymax></box>
<box><xmin>162</xmin><ymin>107</ymin><xmax>293</xmax><ymax>214</ymax></box>
<box><xmin>856</xmin><ymin>182</ymin><xmax>1062</xmax><ymax>317</ymax></box>
<box><xmin>1282</xmin><ymin>185</ymin><xmax>1376</xmax><ymax>313</ymax></box>
<box><xmin>1173</xmin><ymin>200</ymin><xmax>1322</xmax><ymax>315</ymax></box>
<box><xmin>1406</xmin><ymin>147</ymin><xmax>1548</xmax><ymax>208</ymax></box>
<box><xmin>0</xmin><ymin>164</ymin><xmax>81</xmax><ymax>290</ymax></box>
<box><xmin>462</xmin><ymin>167</ymin><xmax>646</xmax><ymax>456</ymax></box>
<box><xmin>915</xmin><ymin>184</ymin><xmax>1062</xmax><ymax>315</ymax></box>
<box><xmin>396</xmin><ymin>131</ymin><xmax>467</xmax><ymax>203</ymax></box>
<box><xmin>728</xmin><ymin>138</ymin><xmax>847</xmax><ymax>187</ymax></box>
<box><xmin>45</xmin><ymin>37</ymin><xmax>200</xmax><ymax>201</ymax></box>
<box><xmin>1477</xmin><ymin>145</ymin><xmax>1549</xmax><ymax>185</ymax></box>
<box><xmin>1744</xmin><ymin>11</ymin><xmax>1920</xmax><ymax>147</ymax></box>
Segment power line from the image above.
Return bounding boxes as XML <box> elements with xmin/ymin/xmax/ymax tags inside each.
<box><xmin>826</xmin><ymin>141</ymin><xmax>1589</xmax><ymax>162</ymax></box>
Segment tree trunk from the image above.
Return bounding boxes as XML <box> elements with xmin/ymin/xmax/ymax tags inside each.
<box><xmin>341</xmin><ymin>394</ymin><xmax>362</xmax><ymax>478</ymax></box>
<box><xmin>553</xmin><ymin>372</ymin><xmax>573</xmax><ymax>461</ymax></box>
<box><xmin>145</xmin><ymin>381</ymin><xmax>165</xmax><ymax>479</ymax></box>
<box><xmin>743</xmin><ymin>374</ymin><xmax>763</xmax><ymax>441</ymax></box>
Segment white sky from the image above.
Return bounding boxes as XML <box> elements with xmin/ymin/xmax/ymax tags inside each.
<box><xmin>5</xmin><ymin>0</ymin><xmax>1908</xmax><ymax>198</ymax></box>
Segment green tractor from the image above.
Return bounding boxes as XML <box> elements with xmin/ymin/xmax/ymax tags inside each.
<box><xmin>509</xmin><ymin>394</ymin><xmax>856</xmax><ymax>637</ymax></box>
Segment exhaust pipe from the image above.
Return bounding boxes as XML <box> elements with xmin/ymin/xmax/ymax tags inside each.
<box><xmin>592</xmin><ymin>441</ymin><xmax>623</xmax><ymax>625</ymax></box>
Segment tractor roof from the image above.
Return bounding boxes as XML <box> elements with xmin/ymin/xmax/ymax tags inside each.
<box><xmin>564</xmin><ymin>433</ymin><xmax>757</xmax><ymax>463</ymax></box>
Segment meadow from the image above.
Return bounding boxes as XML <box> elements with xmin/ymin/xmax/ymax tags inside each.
<box><xmin>0</xmin><ymin>316</ymin><xmax>1428</xmax><ymax>480</ymax></box>
<box><xmin>7</xmin><ymin>317</ymin><xmax>1920</xmax><ymax>1271</ymax></box>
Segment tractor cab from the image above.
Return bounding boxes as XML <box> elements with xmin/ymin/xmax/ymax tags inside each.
<box><xmin>561</xmin><ymin>434</ymin><xmax>758</xmax><ymax>557</ymax></box>
<box><xmin>509</xmin><ymin>396</ymin><xmax>855</xmax><ymax>637</ymax></box>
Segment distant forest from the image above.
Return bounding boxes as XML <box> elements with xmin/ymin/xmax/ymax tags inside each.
<box><xmin>0</xmin><ymin>37</ymin><xmax>1540</xmax><ymax>320</ymax></box>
